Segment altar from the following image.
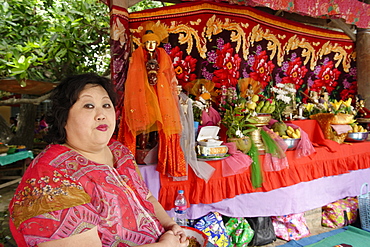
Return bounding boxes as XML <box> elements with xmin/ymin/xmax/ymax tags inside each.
<box><xmin>138</xmin><ymin>120</ymin><xmax>370</xmax><ymax>219</ymax></box>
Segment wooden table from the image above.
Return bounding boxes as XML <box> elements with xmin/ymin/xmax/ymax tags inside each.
<box><xmin>0</xmin><ymin>151</ymin><xmax>34</xmax><ymax>189</ymax></box>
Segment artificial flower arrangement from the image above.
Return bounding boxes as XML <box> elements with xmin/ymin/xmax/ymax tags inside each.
<box><xmin>219</xmin><ymin>86</ymin><xmax>258</xmax><ymax>139</ymax></box>
<box><xmin>270</xmin><ymin>83</ymin><xmax>297</xmax><ymax>122</ymax></box>
<box><xmin>301</xmin><ymin>97</ymin><xmax>353</xmax><ymax>118</ymax></box>
<box><xmin>268</xmin><ymin>83</ymin><xmax>297</xmax><ymax>137</ymax></box>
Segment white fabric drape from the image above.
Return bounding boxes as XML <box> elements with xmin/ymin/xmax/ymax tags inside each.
<box><xmin>178</xmin><ymin>93</ymin><xmax>215</xmax><ymax>182</ymax></box>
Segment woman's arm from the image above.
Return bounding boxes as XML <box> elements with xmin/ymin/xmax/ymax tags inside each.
<box><xmin>38</xmin><ymin>226</ymin><xmax>102</xmax><ymax>247</ymax></box>
<box><xmin>146</xmin><ymin>191</ymin><xmax>188</xmax><ymax>244</ymax></box>
<box><xmin>37</xmin><ymin>226</ymin><xmax>188</xmax><ymax>247</ymax></box>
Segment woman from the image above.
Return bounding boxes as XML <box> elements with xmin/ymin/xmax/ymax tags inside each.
<box><xmin>8</xmin><ymin>73</ymin><xmax>188</xmax><ymax>247</ymax></box>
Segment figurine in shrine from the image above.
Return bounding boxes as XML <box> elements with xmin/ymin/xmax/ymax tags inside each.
<box><xmin>119</xmin><ymin>21</ymin><xmax>187</xmax><ymax>178</ymax></box>
<box><xmin>309</xmin><ymin>91</ymin><xmax>319</xmax><ymax>104</ymax></box>
<box><xmin>356</xmin><ymin>94</ymin><xmax>370</xmax><ymax>118</ymax></box>
<box><xmin>319</xmin><ymin>87</ymin><xmax>329</xmax><ymax>104</ymax></box>
<box><xmin>245</xmin><ymin>84</ymin><xmax>254</xmax><ymax>102</ymax></box>
<box><xmin>144</xmin><ymin>31</ymin><xmax>160</xmax><ymax>85</ymax></box>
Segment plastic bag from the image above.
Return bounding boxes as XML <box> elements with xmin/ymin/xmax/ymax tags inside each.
<box><xmin>271</xmin><ymin>213</ymin><xmax>310</xmax><ymax>241</ymax></box>
<box><xmin>225</xmin><ymin>217</ymin><xmax>254</xmax><ymax>246</ymax></box>
<box><xmin>194</xmin><ymin>212</ymin><xmax>230</xmax><ymax>247</ymax></box>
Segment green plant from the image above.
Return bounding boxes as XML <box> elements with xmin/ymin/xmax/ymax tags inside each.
<box><xmin>222</xmin><ymin>105</ymin><xmax>257</xmax><ymax>138</ymax></box>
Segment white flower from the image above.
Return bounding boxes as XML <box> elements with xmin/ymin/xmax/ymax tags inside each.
<box><xmin>277</xmin><ymin>89</ymin><xmax>287</xmax><ymax>95</ymax></box>
<box><xmin>235</xmin><ymin>129</ymin><xmax>244</xmax><ymax>138</ymax></box>
<box><xmin>276</xmin><ymin>83</ymin><xmax>285</xmax><ymax>88</ymax></box>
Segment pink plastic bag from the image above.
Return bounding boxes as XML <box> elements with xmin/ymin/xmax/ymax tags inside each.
<box><xmin>272</xmin><ymin>213</ymin><xmax>310</xmax><ymax>241</ymax></box>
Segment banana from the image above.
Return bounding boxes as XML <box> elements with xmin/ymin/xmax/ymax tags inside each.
<box><xmin>287</xmin><ymin>126</ymin><xmax>294</xmax><ymax>132</ymax></box>
<box><xmin>295</xmin><ymin>128</ymin><xmax>301</xmax><ymax>138</ymax></box>
<box><xmin>260</xmin><ymin>101</ymin><xmax>271</xmax><ymax>113</ymax></box>
<box><xmin>266</xmin><ymin>105</ymin><xmax>276</xmax><ymax>113</ymax></box>
<box><xmin>292</xmin><ymin>133</ymin><xmax>299</xmax><ymax>139</ymax></box>
<box><xmin>255</xmin><ymin>101</ymin><xmax>265</xmax><ymax>113</ymax></box>
<box><xmin>286</xmin><ymin>129</ymin><xmax>294</xmax><ymax>137</ymax></box>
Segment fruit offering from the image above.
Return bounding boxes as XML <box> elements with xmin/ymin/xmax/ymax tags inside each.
<box><xmin>349</xmin><ymin>124</ymin><xmax>367</xmax><ymax>133</ymax></box>
<box><xmin>270</xmin><ymin>125</ymin><xmax>301</xmax><ymax>139</ymax></box>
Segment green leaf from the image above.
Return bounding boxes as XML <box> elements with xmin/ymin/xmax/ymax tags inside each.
<box><xmin>55</xmin><ymin>48</ymin><xmax>67</xmax><ymax>58</ymax></box>
<box><xmin>17</xmin><ymin>55</ymin><xmax>25</xmax><ymax>64</ymax></box>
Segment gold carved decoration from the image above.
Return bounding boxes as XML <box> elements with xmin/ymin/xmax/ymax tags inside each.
<box><xmin>318</xmin><ymin>41</ymin><xmax>351</xmax><ymax>72</ymax></box>
<box><xmin>204</xmin><ymin>15</ymin><xmax>249</xmax><ymax>59</ymax></box>
<box><xmin>129</xmin><ymin>16</ymin><xmax>354</xmax><ymax>74</ymax></box>
<box><xmin>168</xmin><ymin>21</ymin><xmax>207</xmax><ymax>58</ymax></box>
<box><xmin>249</xmin><ymin>24</ymin><xmax>283</xmax><ymax>66</ymax></box>
<box><xmin>285</xmin><ymin>35</ymin><xmax>317</xmax><ymax>70</ymax></box>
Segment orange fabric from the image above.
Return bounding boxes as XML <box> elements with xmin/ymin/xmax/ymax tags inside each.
<box><xmin>158</xmin><ymin>120</ymin><xmax>370</xmax><ymax>210</ymax></box>
<box><xmin>286</xmin><ymin>119</ymin><xmax>341</xmax><ymax>152</ymax></box>
<box><xmin>123</xmin><ymin>46</ymin><xmax>182</xmax><ymax>135</ymax></box>
<box><xmin>157</xmin><ymin>131</ymin><xmax>186</xmax><ymax>177</ymax></box>
<box><xmin>117</xmin><ymin>110</ymin><xmax>136</xmax><ymax>155</ymax></box>
<box><xmin>121</xmin><ymin>46</ymin><xmax>186</xmax><ymax>177</ymax></box>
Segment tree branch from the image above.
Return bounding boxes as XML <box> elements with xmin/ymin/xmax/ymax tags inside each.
<box><xmin>0</xmin><ymin>93</ymin><xmax>51</xmax><ymax>106</ymax></box>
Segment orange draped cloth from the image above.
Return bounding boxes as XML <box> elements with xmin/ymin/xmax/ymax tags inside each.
<box><xmin>158</xmin><ymin>119</ymin><xmax>370</xmax><ymax>210</ymax></box>
<box><xmin>118</xmin><ymin>46</ymin><xmax>186</xmax><ymax>177</ymax></box>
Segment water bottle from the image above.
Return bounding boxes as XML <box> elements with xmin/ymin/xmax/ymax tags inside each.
<box><xmin>174</xmin><ymin>189</ymin><xmax>188</xmax><ymax>226</ymax></box>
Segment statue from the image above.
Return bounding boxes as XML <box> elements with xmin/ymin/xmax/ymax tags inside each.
<box><xmin>356</xmin><ymin>94</ymin><xmax>370</xmax><ymax>118</ymax></box>
<box><xmin>119</xmin><ymin>21</ymin><xmax>187</xmax><ymax>178</ymax></box>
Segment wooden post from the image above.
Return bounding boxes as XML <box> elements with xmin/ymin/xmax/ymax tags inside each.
<box><xmin>356</xmin><ymin>28</ymin><xmax>370</xmax><ymax>108</ymax></box>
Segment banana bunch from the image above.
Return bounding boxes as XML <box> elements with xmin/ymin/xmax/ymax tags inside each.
<box><xmin>349</xmin><ymin>124</ymin><xmax>367</xmax><ymax>133</ymax></box>
<box><xmin>277</xmin><ymin>126</ymin><xmax>301</xmax><ymax>139</ymax></box>
<box><xmin>255</xmin><ymin>99</ymin><xmax>276</xmax><ymax>113</ymax></box>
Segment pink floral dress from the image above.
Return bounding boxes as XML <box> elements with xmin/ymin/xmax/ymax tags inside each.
<box><xmin>9</xmin><ymin>140</ymin><xmax>164</xmax><ymax>246</ymax></box>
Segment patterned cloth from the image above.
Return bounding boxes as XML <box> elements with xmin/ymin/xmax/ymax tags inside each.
<box><xmin>9</xmin><ymin>140</ymin><xmax>164</xmax><ymax>246</ymax></box>
<box><xmin>182</xmin><ymin>0</ymin><xmax>370</xmax><ymax>28</ymax></box>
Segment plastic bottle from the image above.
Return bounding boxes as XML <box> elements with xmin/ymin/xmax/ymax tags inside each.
<box><xmin>174</xmin><ymin>189</ymin><xmax>188</xmax><ymax>226</ymax></box>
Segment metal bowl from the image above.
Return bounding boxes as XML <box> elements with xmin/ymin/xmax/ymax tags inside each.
<box><xmin>251</xmin><ymin>114</ymin><xmax>272</xmax><ymax>126</ymax></box>
<box><xmin>283</xmin><ymin>138</ymin><xmax>301</xmax><ymax>151</ymax></box>
<box><xmin>345</xmin><ymin>132</ymin><xmax>369</xmax><ymax>142</ymax></box>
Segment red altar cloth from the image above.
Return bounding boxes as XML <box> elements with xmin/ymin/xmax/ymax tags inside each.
<box><xmin>158</xmin><ymin>120</ymin><xmax>370</xmax><ymax>211</ymax></box>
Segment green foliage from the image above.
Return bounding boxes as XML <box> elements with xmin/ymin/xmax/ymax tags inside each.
<box><xmin>0</xmin><ymin>0</ymin><xmax>110</xmax><ymax>82</ymax></box>
<box><xmin>222</xmin><ymin>106</ymin><xmax>257</xmax><ymax>138</ymax></box>
<box><xmin>128</xmin><ymin>0</ymin><xmax>168</xmax><ymax>13</ymax></box>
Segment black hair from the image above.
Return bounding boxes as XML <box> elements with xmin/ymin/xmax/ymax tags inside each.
<box><xmin>44</xmin><ymin>73</ymin><xmax>117</xmax><ymax>144</ymax></box>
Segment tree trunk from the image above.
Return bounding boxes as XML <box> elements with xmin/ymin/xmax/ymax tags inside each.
<box><xmin>10</xmin><ymin>104</ymin><xmax>37</xmax><ymax>149</ymax></box>
<box><xmin>0</xmin><ymin>114</ymin><xmax>14</xmax><ymax>143</ymax></box>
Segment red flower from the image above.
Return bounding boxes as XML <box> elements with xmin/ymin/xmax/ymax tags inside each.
<box><xmin>249</xmin><ymin>50</ymin><xmax>275</xmax><ymax>89</ymax></box>
<box><xmin>213</xmin><ymin>43</ymin><xmax>241</xmax><ymax>88</ymax></box>
<box><xmin>281</xmin><ymin>57</ymin><xmax>308</xmax><ymax>89</ymax></box>
<box><xmin>311</xmin><ymin>61</ymin><xmax>341</xmax><ymax>93</ymax></box>
<box><xmin>170</xmin><ymin>46</ymin><xmax>197</xmax><ymax>89</ymax></box>
<box><xmin>340</xmin><ymin>82</ymin><xmax>357</xmax><ymax>101</ymax></box>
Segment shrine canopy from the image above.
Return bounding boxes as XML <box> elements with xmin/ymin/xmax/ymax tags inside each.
<box><xmin>179</xmin><ymin>0</ymin><xmax>370</xmax><ymax>29</ymax></box>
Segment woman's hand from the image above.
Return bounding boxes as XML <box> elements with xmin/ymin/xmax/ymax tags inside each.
<box><xmin>158</xmin><ymin>230</ymin><xmax>189</xmax><ymax>247</ymax></box>
<box><xmin>166</xmin><ymin>224</ymin><xmax>187</xmax><ymax>243</ymax></box>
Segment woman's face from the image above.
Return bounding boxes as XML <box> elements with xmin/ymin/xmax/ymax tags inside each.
<box><xmin>64</xmin><ymin>84</ymin><xmax>116</xmax><ymax>150</ymax></box>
